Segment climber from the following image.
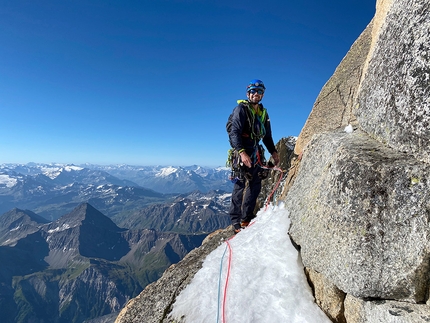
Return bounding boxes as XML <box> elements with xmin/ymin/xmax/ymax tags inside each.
<box><xmin>226</xmin><ymin>79</ymin><xmax>280</xmax><ymax>234</ymax></box>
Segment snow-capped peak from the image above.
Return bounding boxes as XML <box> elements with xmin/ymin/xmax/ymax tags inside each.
<box><xmin>64</xmin><ymin>165</ymin><xmax>84</xmax><ymax>172</ymax></box>
<box><xmin>41</xmin><ymin>165</ymin><xmax>84</xmax><ymax>179</ymax></box>
<box><xmin>156</xmin><ymin>166</ymin><xmax>179</xmax><ymax>177</ymax></box>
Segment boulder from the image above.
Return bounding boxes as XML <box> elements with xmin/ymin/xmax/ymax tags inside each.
<box><xmin>286</xmin><ymin>130</ymin><xmax>430</xmax><ymax>302</ymax></box>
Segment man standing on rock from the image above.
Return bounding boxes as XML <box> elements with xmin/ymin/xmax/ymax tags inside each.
<box><xmin>226</xmin><ymin>79</ymin><xmax>279</xmax><ymax>234</ymax></box>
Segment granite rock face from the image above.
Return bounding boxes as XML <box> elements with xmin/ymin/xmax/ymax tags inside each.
<box><xmin>286</xmin><ymin>130</ymin><xmax>430</xmax><ymax>302</ymax></box>
<box><xmin>357</xmin><ymin>0</ymin><xmax>430</xmax><ymax>163</ymax></box>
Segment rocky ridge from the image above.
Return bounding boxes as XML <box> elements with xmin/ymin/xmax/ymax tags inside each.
<box><xmin>115</xmin><ymin>190</ymin><xmax>231</xmax><ymax>234</ymax></box>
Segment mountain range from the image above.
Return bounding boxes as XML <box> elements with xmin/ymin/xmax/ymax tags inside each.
<box><xmin>0</xmin><ymin>203</ymin><xmax>207</xmax><ymax>323</ymax></box>
<box><xmin>0</xmin><ymin>163</ymin><xmax>232</xmax><ymax>221</ymax></box>
<box><xmin>0</xmin><ymin>162</ymin><xmax>234</xmax><ymax>322</ymax></box>
<box><xmin>83</xmin><ymin>164</ymin><xmax>232</xmax><ymax>194</ymax></box>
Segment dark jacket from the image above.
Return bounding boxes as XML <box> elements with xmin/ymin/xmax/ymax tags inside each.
<box><xmin>228</xmin><ymin>100</ymin><xmax>277</xmax><ymax>157</ymax></box>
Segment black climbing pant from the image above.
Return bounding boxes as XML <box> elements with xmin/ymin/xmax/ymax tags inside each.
<box><xmin>228</xmin><ymin>165</ymin><xmax>262</xmax><ymax>230</ymax></box>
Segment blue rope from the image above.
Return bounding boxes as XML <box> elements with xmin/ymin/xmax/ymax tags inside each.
<box><xmin>216</xmin><ymin>244</ymin><xmax>228</xmax><ymax>323</ymax></box>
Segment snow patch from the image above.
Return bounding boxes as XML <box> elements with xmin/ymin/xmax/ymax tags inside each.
<box><xmin>0</xmin><ymin>174</ymin><xmax>17</xmax><ymax>187</ymax></box>
<box><xmin>10</xmin><ymin>224</ymin><xmax>22</xmax><ymax>231</ymax></box>
<box><xmin>344</xmin><ymin>124</ymin><xmax>354</xmax><ymax>133</ymax></box>
<box><xmin>170</xmin><ymin>203</ymin><xmax>331</xmax><ymax>323</ymax></box>
<box><xmin>47</xmin><ymin>223</ymin><xmax>72</xmax><ymax>233</ymax></box>
<box><xmin>218</xmin><ymin>193</ymin><xmax>232</xmax><ymax>200</ymax></box>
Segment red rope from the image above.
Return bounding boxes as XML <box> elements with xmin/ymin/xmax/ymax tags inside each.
<box><xmin>255</xmin><ymin>150</ymin><xmax>285</xmax><ymax>210</ymax></box>
<box><xmin>222</xmin><ymin>238</ymin><xmax>233</xmax><ymax>323</ymax></box>
<box><xmin>265</xmin><ymin>166</ymin><xmax>284</xmax><ymax>210</ymax></box>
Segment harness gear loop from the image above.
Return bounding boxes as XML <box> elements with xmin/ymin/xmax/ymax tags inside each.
<box><xmin>226</xmin><ymin>148</ymin><xmax>244</xmax><ymax>183</ymax></box>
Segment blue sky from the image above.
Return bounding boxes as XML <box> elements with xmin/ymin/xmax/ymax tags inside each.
<box><xmin>0</xmin><ymin>0</ymin><xmax>375</xmax><ymax>167</ymax></box>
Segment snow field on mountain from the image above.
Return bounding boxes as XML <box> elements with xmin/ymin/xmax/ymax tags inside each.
<box><xmin>170</xmin><ymin>203</ymin><xmax>331</xmax><ymax>323</ymax></box>
<box><xmin>0</xmin><ymin>174</ymin><xmax>18</xmax><ymax>187</ymax></box>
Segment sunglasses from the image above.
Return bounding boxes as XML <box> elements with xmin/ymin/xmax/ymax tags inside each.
<box><xmin>248</xmin><ymin>89</ymin><xmax>264</xmax><ymax>95</ymax></box>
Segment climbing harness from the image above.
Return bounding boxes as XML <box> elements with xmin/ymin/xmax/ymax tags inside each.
<box><xmin>226</xmin><ymin>143</ymin><xmax>286</xmax><ymax>207</ymax></box>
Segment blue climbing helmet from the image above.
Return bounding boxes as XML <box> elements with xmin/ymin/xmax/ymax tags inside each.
<box><xmin>246</xmin><ymin>79</ymin><xmax>266</xmax><ymax>93</ymax></box>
